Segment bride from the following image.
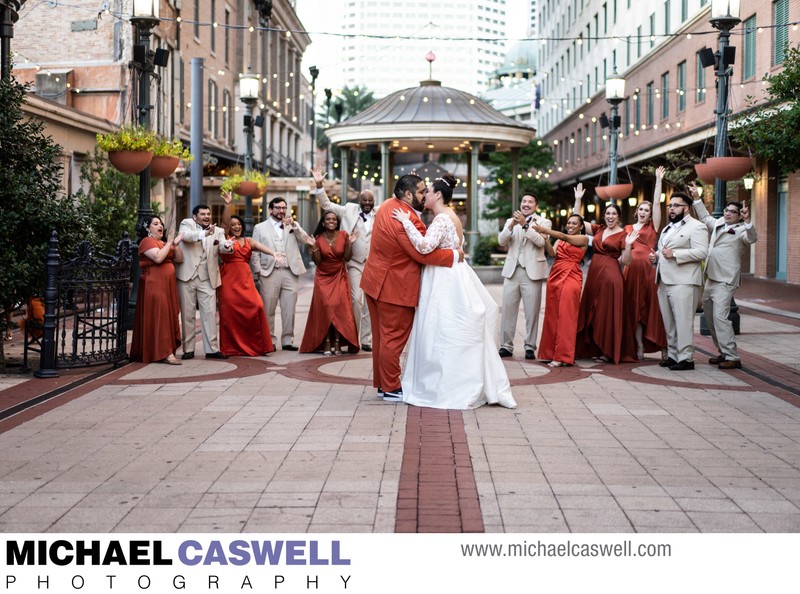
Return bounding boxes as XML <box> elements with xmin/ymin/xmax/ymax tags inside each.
<box><xmin>391</xmin><ymin>174</ymin><xmax>516</xmax><ymax>410</ymax></box>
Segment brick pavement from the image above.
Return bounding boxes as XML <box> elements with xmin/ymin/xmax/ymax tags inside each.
<box><xmin>0</xmin><ymin>275</ymin><xmax>799</xmax><ymax>533</ymax></box>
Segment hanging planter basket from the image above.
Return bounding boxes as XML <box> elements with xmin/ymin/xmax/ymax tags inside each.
<box><xmin>233</xmin><ymin>181</ymin><xmax>259</xmax><ymax>196</ymax></box>
<box><xmin>706</xmin><ymin>157</ymin><xmax>753</xmax><ymax>182</ymax></box>
<box><xmin>694</xmin><ymin>162</ymin><xmax>716</xmax><ymax>184</ymax></box>
<box><xmin>595</xmin><ymin>186</ymin><xmax>610</xmax><ymax>199</ymax></box>
<box><xmin>108</xmin><ymin>150</ymin><xmax>153</xmax><ymax>174</ymax></box>
<box><xmin>149</xmin><ymin>156</ymin><xmax>180</xmax><ymax>179</ymax></box>
<box><xmin>603</xmin><ymin>183</ymin><xmax>634</xmax><ymax>200</ymax></box>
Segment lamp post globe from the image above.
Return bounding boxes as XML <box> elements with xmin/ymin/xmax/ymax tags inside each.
<box><xmin>240</xmin><ymin>71</ymin><xmax>260</xmax><ymax>237</ymax></box>
<box><xmin>605</xmin><ymin>70</ymin><xmax>626</xmax><ymax>188</ymax></box>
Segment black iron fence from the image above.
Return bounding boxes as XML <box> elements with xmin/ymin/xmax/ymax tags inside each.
<box><xmin>31</xmin><ymin>231</ymin><xmax>133</xmax><ymax>378</ymax></box>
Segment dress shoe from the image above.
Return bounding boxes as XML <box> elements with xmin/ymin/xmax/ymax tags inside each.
<box><xmin>377</xmin><ymin>388</ymin><xmax>384</xmax><ymax>398</ymax></box>
<box><xmin>708</xmin><ymin>355</ymin><xmax>726</xmax><ymax>365</ymax></box>
<box><xmin>525</xmin><ymin>349</ymin><xmax>535</xmax><ymax>360</ymax></box>
<box><xmin>181</xmin><ymin>352</ymin><xmax>195</xmax><ymax>360</ymax></box>
<box><xmin>659</xmin><ymin>357</ymin><xmax>676</xmax><ymax>368</ymax></box>
<box><xmin>282</xmin><ymin>344</ymin><xmax>299</xmax><ymax>351</ymax></box>
<box><xmin>206</xmin><ymin>352</ymin><xmax>229</xmax><ymax>360</ymax></box>
<box><xmin>498</xmin><ymin>347</ymin><xmax>513</xmax><ymax>358</ymax></box>
<box><xmin>718</xmin><ymin>359</ymin><xmax>742</xmax><ymax>369</ymax></box>
<box><xmin>382</xmin><ymin>388</ymin><xmax>403</xmax><ymax>402</ymax></box>
<box><xmin>669</xmin><ymin>360</ymin><xmax>695</xmax><ymax>371</ymax></box>
<box><xmin>362</xmin><ymin>345</ymin><xmax>372</xmax><ymax>352</ymax></box>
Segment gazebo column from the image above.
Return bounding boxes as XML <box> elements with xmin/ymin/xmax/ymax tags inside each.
<box><xmin>380</xmin><ymin>141</ymin><xmax>390</xmax><ymax>204</ymax></box>
<box><xmin>340</xmin><ymin>148</ymin><xmax>349</xmax><ymax>200</ymax></box>
<box><xmin>511</xmin><ymin>148</ymin><xmax>520</xmax><ymax>212</ymax></box>
<box><xmin>468</xmin><ymin>144</ymin><xmax>480</xmax><ymax>261</ymax></box>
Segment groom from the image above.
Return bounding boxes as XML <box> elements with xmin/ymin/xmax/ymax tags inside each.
<box><xmin>360</xmin><ymin>174</ymin><xmax>462</xmax><ymax>402</ymax></box>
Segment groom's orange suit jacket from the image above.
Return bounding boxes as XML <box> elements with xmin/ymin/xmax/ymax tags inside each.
<box><xmin>360</xmin><ymin>197</ymin><xmax>454</xmax><ymax>306</ymax></box>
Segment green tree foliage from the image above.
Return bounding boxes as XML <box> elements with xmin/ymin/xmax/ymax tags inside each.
<box><xmin>0</xmin><ymin>76</ymin><xmax>93</xmax><ymax>366</ymax></box>
<box><xmin>482</xmin><ymin>140</ymin><xmax>556</xmax><ymax>221</ymax></box>
<box><xmin>73</xmin><ymin>146</ymin><xmax>140</xmax><ymax>254</ymax></box>
<box><xmin>731</xmin><ymin>43</ymin><xmax>800</xmax><ymax>175</ymax></box>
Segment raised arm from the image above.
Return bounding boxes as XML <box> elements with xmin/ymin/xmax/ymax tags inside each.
<box><xmin>689</xmin><ymin>181</ymin><xmax>714</xmax><ymax>232</ymax></box>
<box><xmin>534</xmin><ymin>224</ymin><xmax>590</xmax><ymax>248</ymax></box>
<box><xmin>220</xmin><ymin>191</ymin><xmax>234</xmax><ymax>235</ymax></box>
<box><xmin>571</xmin><ymin>183</ymin><xmax>593</xmax><ymax>234</ymax></box>
<box><xmin>652</xmin><ymin>166</ymin><xmax>664</xmax><ymax>232</ymax></box>
<box><xmin>312</xmin><ymin>165</ymin><xmax>346</xmax><ymax>218</ymax></box>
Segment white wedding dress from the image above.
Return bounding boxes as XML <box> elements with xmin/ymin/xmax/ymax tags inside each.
<box><xmin>400</xmin><ymin>214</ymin><xmax>516</xmax><ymax>410</ymax></box>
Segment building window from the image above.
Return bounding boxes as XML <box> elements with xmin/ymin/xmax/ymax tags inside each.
<box><xmin>696</xmin><ymin>50</ymin><xmax>706</xmax><ymax>103</ymax></box>
<box><xmin>225</xmin><ymin>9</ymin><xmax>230</xmax><ymax>66</ymax></box>
<box><xmin>584</xmin><ymin>124</ymin><xmax>589</xmax><ymax>157</ymax></box>
<box><xmin>624</xmin><ymin>97</ymin><xmax>630</xmax><ymax>135</ymax></box>
<box><xmin>635</xmin><ymin>92</ymin><xmax>641</xmax><ymax>130</ymax></box>
<box><xmin>210</xmin><ymin>0</ymin><xmax>216</xmax><ymax>53</ymax></box>
<box><xmin>179</xmin><ymin>57</ymin><xmax>185</xmax><ymax>124</ymax></box>
<box><xmin>646</xmin><ymin>81</ymin><xmax>654</xmax><ymax>125</ymax></box>
<box><xmin>222</xmin><ymin>91</ymin><xmax>231</xmax><ymax>145</ymax></box>
<box><xmin>677</xmin><ymin>60</ymin><xmax>686</xmax><ymax>111</ymax></box>
<box><xmin>194</xmin><ymin>2</ymin><xmax>200</xmax><ymax>39</ymax></box>
<box><xmin>681</xmin><ymin>0</ymin><xmax>688</xmax><ymax>21</ymax></box>
<box><xmin>649</xmin><ymin>13</ymin><xmax>655</xmax><ymax>47</ymax></box>
<box><xmin>773</xmin><ymin>0</ymin><xmax>788</xmax><ymax>66</ymax></box>
<box><xmin>208</xmin><ymin>80</ymin><xmax>218</xmax><ymax>137</ymax></box>
<box><xmin>661</xmin><ymin>72</ymin><xmax>669</xmax><ymax>119</ymax></box>
<box><xmin>664</xmin><ymin>0</ymin><xmax>670</xmax><ymax>35</ymax></box>
<box><xmin>637</xmin><ymin>25</ymin><xmax>642</xmax><ymax>58</ymax></box>
<box><xmin>592</xmin><ymin>121</ymin><xmax>597</xmax><ymax>153</ymax></box>
<box><xmin>743</xmin><ymin>15</ymin><xmax>756</xmax><ymax>80</ymax></box>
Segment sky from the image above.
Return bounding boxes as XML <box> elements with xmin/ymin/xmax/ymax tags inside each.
<box><xmin>295</xmin><ymin>0</ymin><xmax>530</xmax><ymax>95</ymax></box>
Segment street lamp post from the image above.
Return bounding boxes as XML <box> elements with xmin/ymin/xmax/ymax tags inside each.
<box><xmin>128</xmin><ymin>0</ymin><xmax>167</xmax><ymax>325</ymax></box>
<box><xmin>605</xmin><ymin>69</ymin><xmax>626</xmax><ymax>187</ymax></box>
<box><xmin>308</xmin><ymin>65</ymin><xmax>319</xmax><ymax>171</ymax></box>
<box><xmin>240</xmin><ymin>72</ymin><xmax>259</xmax><ymax>237</ymax></box>
<box><xmin>710</xmin><ymin>0</ymin><xmax>741</xmax><ymax>217</ymax></box>
<box><xmin>324</xmin><ymin>88</ymin><xmax>332</xmax><ymax>177</ymax></box>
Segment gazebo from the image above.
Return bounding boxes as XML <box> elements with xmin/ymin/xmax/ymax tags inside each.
<box><xmin>325</xmin><ymin>79</ymin><xmax>536</xmax><ymax>254</ymax></box>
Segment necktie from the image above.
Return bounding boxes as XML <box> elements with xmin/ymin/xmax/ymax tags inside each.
<box><xmin>279</xmin><ymin>223</ymin><xmax>284</xmax><ymax>229</ymax></box>
<box><xmin>360</xmin><ymin>212</ymin><xmax>367</xmax><ymax>222</ymax></box>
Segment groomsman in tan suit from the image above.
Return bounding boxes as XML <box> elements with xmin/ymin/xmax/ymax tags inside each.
<box><xmin>498</xmin><ymin>194</ymin><xmax>551</xmax><ymax>360</ymax></box>
<box><xmin>649</xmin><ymin>191</ymin><xmax>709</xmax><ymax>371</ymax></box>
<box><xmin>251</xmin><ymin>197</ymin><xmax>313</xmax><ymax>350</ymax></box>
<box><xmin>312</xmin><ymin>166</ymin><xmax>376</xmax><ymax>351</ymax></box>
<box><xmin>176</xmin><ymin>203</ymin><xmax>232</xmax><ymax>359</ymax></box>
<box><xmin>694</xmin><ymin>194</ymin><xmax>757</xmax><ymax>369</ymax></box>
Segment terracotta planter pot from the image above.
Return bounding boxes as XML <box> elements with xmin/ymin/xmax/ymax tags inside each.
<box><xmin>233</xmin><ymin>181</ymin><xmax>259</xmax><ymax>196</ymax></box>
<box><xmin>149</xmin><ymin>156</ymin><xmax>180</xmax><ymax>179</ymax></box>
<box><xmin>694</xmin><ymin>162</ymin><xmax>716</xmax><ymax>184</ymax></box>
<box><xmin>604</xmin><ymin>183</ymin><xmax>634</xmax><ymax>200</ymax></box>
<box><xmin>108</xmin><ymin>150</ymin><xmax>153</xmax><ymax>174</ymax></box>
<box><xmin>706</xmin><ymin>157</ymin><xmax>753</xmax><ymax>182</ymax></box>
<box><xmin>595</xmin><ymin>186</ymin><xmax>610</xmax><ymax>199</ymax></box>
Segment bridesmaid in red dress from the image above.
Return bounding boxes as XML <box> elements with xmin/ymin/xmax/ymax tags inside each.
<box><xmin>300</xmin><ymin>212</ymin><xmax>359</xmax><ymax>355</ymax></box>
<box><xmin>218</xmin><ymin>214</ymin><xmax>279</xmax><ymax>356</ymax></box>
<box><xmin>621</xmin><ymin>166</ymin><xmax>667</xmax><ymax>360</ymax></box>
<box><xmin>130</xmin><ymin>216</ymin><xmax>184</xmax><ymax>365</ymax></box>
<box><xmin>574</xmin><ymin>185</ymin><xmax>638</xmax><ymax>364</ymax></box>
<box><xmin>534</xmin><ymin>213</ymin><xmax>590</xmax><ymax>367</ymax></box>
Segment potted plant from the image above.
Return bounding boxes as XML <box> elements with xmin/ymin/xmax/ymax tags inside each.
<box><xmin>96</xmin><ymin>125</ymin><xmax>156</xmax><ymax>174</ymax></box>
<box><xmin>150</xmin><ymin>138</ymin><xmax>193</xmax><ymax>179</ymax></box>
<box><xmin>220</xmin><ymin>167</ymin><xmax>269</xmax><ymax>196</ymax></box>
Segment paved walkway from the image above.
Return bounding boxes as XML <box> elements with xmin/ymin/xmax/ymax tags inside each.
<box><xmin>1</xmin><ymin>276</ymin><xmax>799</xmax><ymax>533</ymax></box>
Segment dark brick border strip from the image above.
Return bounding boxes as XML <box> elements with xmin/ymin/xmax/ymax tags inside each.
<box><xmin>396</xmin><ymin>406</ymin><xmax>484</xmax><ymax>533</ymax></box>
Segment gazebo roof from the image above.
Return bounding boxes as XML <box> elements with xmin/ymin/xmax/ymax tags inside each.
<box><xmin>325</xmin><ymin>79</ymin><xmax>536</xmax><ymax>153</ymax></box>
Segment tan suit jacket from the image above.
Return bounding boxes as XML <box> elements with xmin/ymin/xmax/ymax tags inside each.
<box><xmin>655</xmin><ymin>215</ymin><xmax>709</xmax><ymax>286</ymax></box>
<box><xmin>174</xmin><ymin>218</ymin><xmax>230</xmax><ymax>288</ymax></box>
<box><xmin>250</xmin><ymin>219</ymin><xmax>309</xmax><ymax>278</ymax></box>
<box><xmin>498</xmin><ymin>214</ymin><xmax>551</xmax><ymax>281</ymax></box>
<box><xmin>694</xmin><ymin>201</ymin><xmax>758</xmax><ymax>287</ymax></box>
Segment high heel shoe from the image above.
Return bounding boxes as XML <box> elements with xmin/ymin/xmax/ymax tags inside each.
<box><xmin>323</xmin><ymin>338</ymin><xmax>332</xmax><ymax>356</ymax></box>
<box><xmin>547</xmin><ymin>361</ymin><xmax>565</xmax><ymax>368</ymax></box>
<box><xmin>333</xmin><ymin>339</ymin><xmax>342</xmax><ymax>356</ymax></box>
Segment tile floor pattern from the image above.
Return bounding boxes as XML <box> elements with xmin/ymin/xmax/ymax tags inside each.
<box><xmin>0</xmin><ymin>278</ymin><xmax>799</xmax><ymax>533</ymax></box>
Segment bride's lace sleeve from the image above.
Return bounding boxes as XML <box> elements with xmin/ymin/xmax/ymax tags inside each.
<box><xmin>400</xmin><ymin>215</ymin><xmax>446</xmax><ymax>254</ymax></box>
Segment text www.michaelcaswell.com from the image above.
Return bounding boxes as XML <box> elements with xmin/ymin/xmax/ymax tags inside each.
<box><xmin>461</xmin><ymin>540</ymin><xmax>672</xmax><ymax>559</ymax></box>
